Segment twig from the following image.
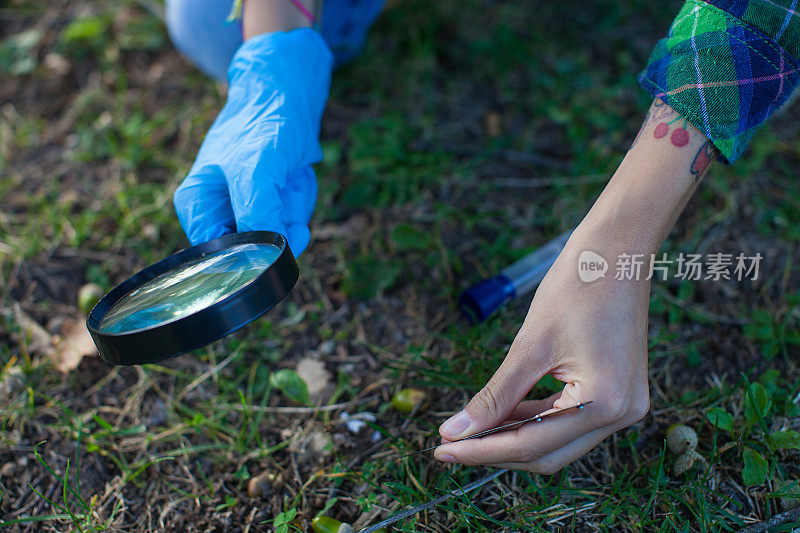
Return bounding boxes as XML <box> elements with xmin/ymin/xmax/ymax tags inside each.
<box><xmin>175</xmin><ymin>347</ymin><xmax>242</xmax><ymax>402</ymax></box>
<box><xmin>736</xmin><ymin>506</ymin><xmax>800</xmax><ymax>532</ymax></box>
<box><xmin>222</xmin><ymin>396</ymin><xmax>377</xmax><ymax>414</ymax></box>
<box><xmin>357</xmin><ymin>469</ymin><xmax>509</xmax><ymax>533</ymax></box>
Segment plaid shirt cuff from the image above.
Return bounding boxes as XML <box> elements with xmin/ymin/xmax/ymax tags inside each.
<box><xmin>639</xmin><ymin>0</ymin><xmax>800</xmax><ymax>162</ymax></box>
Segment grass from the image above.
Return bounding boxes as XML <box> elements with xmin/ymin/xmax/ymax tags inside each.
<box><xmin>1</xmin><ymin>0</ymin><xmax>800</xmax><ymax>531</ymax></box>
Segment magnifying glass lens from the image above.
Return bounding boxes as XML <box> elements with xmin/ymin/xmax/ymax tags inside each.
<box><xmin>100</xmin><ymin>243</ymin><xmax>281</xmax><ymax>334</ymax></box>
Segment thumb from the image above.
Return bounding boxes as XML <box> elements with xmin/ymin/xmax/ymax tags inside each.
<box><xmin>173</xmin><ymin>164</ymin><xmax>236</xmax><ymax>246</ymax></box>
<box><xmin>439</xmin><ymin>349</ymin><xmax>550</xmax><ymax>441</ymax></box>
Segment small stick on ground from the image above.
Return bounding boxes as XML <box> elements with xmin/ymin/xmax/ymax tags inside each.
<box><xmin>736</xmin><ymin>507</ymin><xmax>800</xmax><ymax>533</ymax></box>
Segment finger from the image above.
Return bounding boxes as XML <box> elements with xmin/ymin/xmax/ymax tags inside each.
<box><xmin>280</xmin><ymin>166</ymin><xmax>317</xmax><ymax>226</ymax></box>
<box><xmin>439</xmin><ymin>334</ymin><xmax>553</xmax><ymax>441</ymax></box>
<box><xmin>488</xmin><ymin>424</ymin><xmax>618</xmax><ymax>474</ymax></box>
<box><xmin>173</xmin><ymin>164</ymin><xmax>236</xmax><ymax>245</ymax></box>
<box><xmin>285</xmin><ymin>224</ymin><xmax>311</xmax><ymax>257</ymax></box>
<box><xmin>438</xmin><ymin>394</ymin><xmax>560</xmax><ymax>446</ymax></box>
<box><xmin>230</xmin><ymin>158</ymin><xmax>290</xmax><ymax>247</ymax></box>
<box><xmin>435</xmin><ymin>397</ymin><xmax>603</xmax><ymax>466</ymax></box>
<box><xmin>280</xmin><ymin>166</ymin><xmax>317</xmax><ymax>256</ymax></box>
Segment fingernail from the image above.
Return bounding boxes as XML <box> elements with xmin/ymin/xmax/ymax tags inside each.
<box><xmin>440</xmin><ymin>410</ymin><xmax>471</xmax><ymax>437</ymax></box>
<box><xmin>437</xmin><ymin>453</ymin><xmax>457</xmax><ymax>463</ymax></box>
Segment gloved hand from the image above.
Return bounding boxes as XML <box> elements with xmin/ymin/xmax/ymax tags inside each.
<box><xmin>173</xmin><ymin>28</ymin><xmax>333</xmax><ymax>256</ymax></box>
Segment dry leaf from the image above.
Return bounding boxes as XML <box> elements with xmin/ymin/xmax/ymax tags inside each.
<box><xmin>295</xmin><ymin>357</ymin><xmax>330</xmax><ymax>398</ymax></box>
<box><xmin>52</xmin><ymin>318</ymin><xmax>97</xmax><ymax>372</ymax></box>
<box><xmin>5</xmin><ymin>306</ymin><xmax>97</xmax><ymax>372</ymax></box>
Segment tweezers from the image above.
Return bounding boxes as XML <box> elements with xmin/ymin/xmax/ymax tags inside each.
<box><xmin>396</xmin><ymin>401</ymin><xmax>593</xmax><ymax>459</ymax></box>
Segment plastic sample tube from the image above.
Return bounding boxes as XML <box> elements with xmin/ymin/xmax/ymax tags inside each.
<box><xmin>459</xmin><ymin>230</ymin><xmax>572</xmax><ymax>322</ymax></box>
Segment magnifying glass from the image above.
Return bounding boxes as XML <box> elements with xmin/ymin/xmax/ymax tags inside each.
<box><xmin>86</xmin><ymin>231</ymin><xmax>298</xmax><ymax>365</ymax></box>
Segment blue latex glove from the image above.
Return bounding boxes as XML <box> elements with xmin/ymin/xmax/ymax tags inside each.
<box><xmin>173</xmin><ymin>28</ymin><xmax>333</xmax><ymax>256</ymax></box>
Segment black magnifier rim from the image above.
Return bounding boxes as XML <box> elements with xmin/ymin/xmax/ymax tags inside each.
<box><xmin>86</xmin><ymin>231</ymin><xmax>298</xmax><ymax>366</ymax></box>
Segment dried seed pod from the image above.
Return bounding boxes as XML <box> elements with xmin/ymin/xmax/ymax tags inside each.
<box><xmin>246</xmin><ymin>473</ymin><xmax>272</xmax><ymax>498</ymax></box>
<box><xmin>666</xmin><ymin>424</ymin><xmax>697</xmax><ymax>454</ymax></box>
<box><xmin>77</xmin><ymin>283</ymin><xmax>104</xmax><ymax>315</ymax></box>
<box><xmin>391</xmin><ymin>388</ymin><xmax>428</xmax><ymax>414</ymax></box>
<box><xmin>674</xmin><ymin>449</ymin><xmax>704</xmax><ymax>475</ymax></box>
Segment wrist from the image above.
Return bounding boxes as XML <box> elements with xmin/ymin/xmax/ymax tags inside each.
<box><xmin>243</xmin><ymin>0</ymin><xmax>317</xmax><ymax>39</ymax></box>
<box><xmin>572</xmin><ymin>100</ymin><xmax>718</xmax><ymax>258</ymax></box>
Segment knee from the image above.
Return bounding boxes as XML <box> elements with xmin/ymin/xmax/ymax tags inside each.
<box><xmin>164</xmin><ymin>0</ymin><xmax>242</xmax><ymax>81</ymax></box>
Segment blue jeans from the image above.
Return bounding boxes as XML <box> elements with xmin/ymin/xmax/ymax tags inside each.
<box><xmin>165</xmin><ymin>0</ymin><xmax>386</xmax><ymax>80</ymax></box>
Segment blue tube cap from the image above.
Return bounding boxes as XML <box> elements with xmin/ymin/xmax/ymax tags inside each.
<box><xmin>458</xmin><ymin>275</ymin><xmax>515</xmax><ymax>323</ymax></box>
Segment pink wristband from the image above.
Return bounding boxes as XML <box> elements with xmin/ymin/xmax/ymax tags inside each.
<box><xmin>286</xmin><ymin>0</ymin><xmax>319</xmax><ymax>29</ymax></box>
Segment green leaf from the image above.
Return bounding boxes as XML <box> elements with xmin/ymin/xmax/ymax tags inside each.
<box><xmin>234</xmin><ymin>464</ymin><xmax>250</xmax><ymax>481</ymax></box>
<box><xmin>706</xmin><ymin>408</ymin><xmax>734</xmax><ymax>432</ymax></box>
<box><xmin>92</xmin><ymin>413</ymin><xmax>114</xmax><ymax>431</ymax></box>
<box><xmin>274</xmin><ymin>508</ymin><xmax>297</xmax><ymax>531</ymax></box>
<box><xmin>768</xmin><ymin>430</ymin><xmax>800</xmax><ymax>451</ymax></box>
<box><xmin>742</xmin><ymin>447</ymin><xmax>769</xmax><ymax>486</ymax></box>
<box><xmin>744</xmin><ymin>382</ymin><xmax>771</xmax><ymax>426</ymax></box>
<box><xmin>270</xmin><ymin>370</ymin><xmax>310</xmax><ymax>405</ymax></box>
<box><xmin>61</xmin><ymin>16</ymin><xmax>109</xmax><ymax>43</ymax></box>
<box><xmin>384</xmin><ymin>482</ymin><xmax>420</xmax><ymax>498</ymax></box>
<box><xmin>391</xmin><ymin>224</ymin><xmax>430</xmax><ymax>251</ymax></box>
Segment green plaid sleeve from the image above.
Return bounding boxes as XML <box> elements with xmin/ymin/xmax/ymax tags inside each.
<box><xmin>639</xmin><ymin>0</ymin><xmax>800</xmax><ymax>162</ymax></box>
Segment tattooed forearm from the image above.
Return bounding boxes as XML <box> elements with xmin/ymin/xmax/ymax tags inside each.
<box><xmin>631</xmin><ymin>99</ymin><xmax>719</xmax><ymax>182</ymax></box>
<box><xmin>690</xmin><ymin>140</ymin><xmax>716</xmax><ymax>181</ymax></box>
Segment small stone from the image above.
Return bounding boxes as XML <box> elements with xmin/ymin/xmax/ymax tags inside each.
<box><xmin>320</xmin><ymin>340</ymin><xmax>336</xmax><ymax>355</ymax></box>
<box><xmin>340</xmin><ymin>412</ymin><xmax>376</xmax><ymax>434</ymax></box>
<box><xmin>246</xmin><ymin>473</ymin><xmax>272</xmax><ymax>498</ymax></box>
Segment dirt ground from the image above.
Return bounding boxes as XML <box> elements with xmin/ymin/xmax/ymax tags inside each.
<box><xmin>1</xmin><ymin>0</ymin><xmax>800</xmax><ymax>531</ymax></box>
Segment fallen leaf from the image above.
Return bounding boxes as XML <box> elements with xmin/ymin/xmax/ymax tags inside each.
<box><xmin>52</xmin><ymin>318</ymin><xmax>97</xmax><ymax>372</ymax></box>
<box><xmin>270</xmin><ymin>369</ymin><xmax>310</xmax><ymax>405</ymax></box>
<box><xmin>296</xmin><ymin>358</ymin><xmax>331</xmax><ymax>398</ymax></box>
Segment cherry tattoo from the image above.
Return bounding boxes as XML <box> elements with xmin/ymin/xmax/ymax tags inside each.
<box><xmin>690</xmin><ymin>140</ymin><xmax>716</xmax><ymax>181</ymax></box>
<box><xmin>653</xmin><ymin>118</ymin><xmax>689</xmax><ymax>147</ymax></box>
<box><xmin>670</xmin><ymin>127</ymin><xmax>689</xmax><ymax>147</ymax></box>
